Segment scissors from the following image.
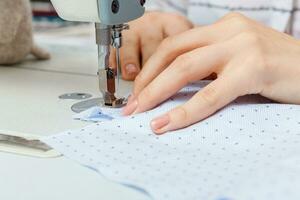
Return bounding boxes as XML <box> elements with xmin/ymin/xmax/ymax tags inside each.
<box><xmin>0</xmin><ymin>133</ymin><xmax>52</xmax><ymax>152</ymax></box>
<box><xmin>0</xmin><ymin>130</ymin><xmax>60</xmax><ymax>158</ymax></box>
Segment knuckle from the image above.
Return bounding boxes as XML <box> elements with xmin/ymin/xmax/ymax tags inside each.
<box><xmin>172</xmin><ymin>106</ymin><xmax>190</xmax><ymax>122</ymax></box>
<box><xmin>237</xmin><ymin>31</ymin><xmax>261</xmax><ymax>47</ymax></box>
<box><xmin>253</xmin><ymin>52</ymin><xmax>269</xmax><ymax>73</ymax></box>
<box><xmin>199</xmin><ymin>86</ymin><xmax>219</xmax><ymax>107</ymax></box>
<box><xmin>227</xmin><ymin>12</ymin><xmax>251</xmax><ymax>29</ymax></box>
<box><xmin>175</xmin><ymin>54</ymin><xmax>192</xmax><ymax>67</ymax></box>
<box><xmin>170</xmin><ymin>54</ymin><xmax>193</xmax><ymax>82</ymax></box>
<box><xmin>220</xmin><ymin>12</ymin><xmax>244</xmax><ymax>23</ymax></box>
<box><xmin>173</xmin><ymin>54</ymin><xmax>192</xmax><ymax>74</ymax></box>
<box><xmin>134</xmin><ymin>74</ymin><xmax>143</xmax><ymax>86</ymax></box>
<box><xmin>139</xmin><ymin>87</ymin><xmax>155</xmax><ymax>105</ymax></box>
<box><xmin>158</xmin><ymin>36</ymin><xmax>175</xmax><ymax>52</ymax></box>
<box><xmin>225</xmin><ymin>12</ymin><xmax>245</xmax><ymax>20</ymax></box>
<box><xmin>145</xmin><ymin>11</ymin><xmax>160</xmax><ymax>21</ymax></box>
<box><xmin>167</xmin><ymin>13</ymin><xmax>190</xmax><ymax>24</ymax></box>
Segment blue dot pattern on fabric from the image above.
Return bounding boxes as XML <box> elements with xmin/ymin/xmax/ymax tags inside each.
<box><xmin>42</xmin><ymin>81</ymin><xmax>300</xmax><ymax>200</ymax></box>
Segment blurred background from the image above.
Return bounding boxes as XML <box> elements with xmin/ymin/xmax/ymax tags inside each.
<box><xmin>30</xmin><ymin>0</ymin><xmax>83</xmax><ymax>31</ymax></box>
<box><xmin>26</xmin><ymin>0</ymin><xmax>98</xmax><ymax>77</ymax></box>
<box><xmin>0</xmin><ymin>1</ymin><xmax>102</xmax><ymax>135</ymax></box>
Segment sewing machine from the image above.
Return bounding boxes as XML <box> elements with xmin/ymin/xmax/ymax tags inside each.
<box><xmin>50</xmin><ymin>0</ymin><xmax>146</xmax><ymax>107</ymax></box>
<box><xmin>0</xmin><ymin>27</ymin><xmax>150</xmax><ymax>199</ymax></box>
<box><xmin>0</xmin><ymin>1</ymin><xmax>149</xmax><ymax>198</ymax></box>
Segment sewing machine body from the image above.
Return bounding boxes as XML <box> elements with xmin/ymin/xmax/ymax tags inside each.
<box><xmin>0</xmin><ymin>1</ymin><xmax>147</xmax><ymax>199</ymax></box>
<box><xmin>51</xmin><ymin>0</ymin><xmax>145</xmax><ymax>25</ymax></box>
<box><xmin>50</xmin><ymin>0</ymin><xmax>145</xmax><ymax>107</ymax></box>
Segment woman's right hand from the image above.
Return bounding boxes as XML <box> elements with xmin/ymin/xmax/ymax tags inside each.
<box><xmin>110</xmin><ymin>11</ymin><xmax>193</xmax><ymax>80</ymax></box>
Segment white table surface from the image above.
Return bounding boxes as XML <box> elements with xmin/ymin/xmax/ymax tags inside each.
<box><xmin>0</xmin><ymin>25</ymin><xmax>150</xmax><ymax>200</ymax></box>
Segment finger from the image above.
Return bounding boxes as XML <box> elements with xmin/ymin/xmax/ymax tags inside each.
<box><xmin>140</xmin><ymin>15</ymin><xmax>192</xmax><ymax>66</ymax></box>
<box><xmin>120</xmin><ymin>32</ymin><xmax>141</xmax><ymax>81</ymax></box>
<box><xmin>133</xmin><ymin>15</ymin><xmax>247</xmax><ymax>95</ymax></box>
<box><xmin>141</xmin><ymin>36</ymin><xmax>162</xmax><ymax>66</ymax></box>
<box><xmin>151</xmin><ymin>74</ymin><xmax>246</xmax><ymax>134</ymax></box>
<box><xmin>134</xmin><ymin>42</ymin><xmax>230</xmax><ymax>114</ymax></box>
<box><xmin>122</xmin><ymin>42</ymin><xmax>229</xmax><ymax>116</ymax></box>
<box><xmin>163</xmin><ymin>13</ymin><xmax>193</xmax><ymax>36</ymax></box>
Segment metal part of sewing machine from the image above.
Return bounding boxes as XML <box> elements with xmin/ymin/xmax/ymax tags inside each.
<box><xmin>96</xmin><ymin>23</ymin><xmax>129</xmax><ymax>107</ymax></box>
<box><xmin>50</xmin><ymin>0</ymin><xmax>146</xmax><ymax>108</ymax></box>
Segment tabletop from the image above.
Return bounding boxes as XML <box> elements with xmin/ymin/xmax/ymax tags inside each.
<box><xmin>0</xmin><ymin>24</ymin><xmax>149</xmax><ymax>200</ymax></box>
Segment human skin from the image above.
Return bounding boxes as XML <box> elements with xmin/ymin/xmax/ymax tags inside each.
<box><xmin>111</xmin><ymin>11</ymin><xmax>193</xmax><ymax>80</ymax></box>
<box><xmin>122</xmin><ymin>12</ymin><xmax>300</xmax><ymax>134</ymax></box>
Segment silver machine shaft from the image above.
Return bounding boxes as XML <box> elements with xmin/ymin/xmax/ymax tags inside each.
<box><xmin>95</xmin><ymin>23</ymin><xmax>129</xmax><ymax>107</ymax></box>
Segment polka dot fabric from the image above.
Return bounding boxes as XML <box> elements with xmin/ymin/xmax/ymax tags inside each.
<box><xmin>43</xmin><ymin>81</ymin><xmax>300</xmax><ymax>200</ymax></box>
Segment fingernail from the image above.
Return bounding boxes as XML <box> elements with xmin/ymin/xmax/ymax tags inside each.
<box><xmin>151</xmin><ymin>114</ymin><xmax>170</xmax><ymax>134</ymax></box>
<box><xmin>126</xmin><ymin>64</ymin><xmax>137</xmax><ymax>75</ymax></box>
<box><xmin>122</xmin><ymin>100</ymin><xmax>138</xmax><ymax>116</ymax></box>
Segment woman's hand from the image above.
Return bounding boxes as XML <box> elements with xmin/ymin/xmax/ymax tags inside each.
<box><xmin>122</xmin><ymin>13</ymin><xmax>300</xmax><ymax>134</ymax></box>
<box><xmin>110</xmin><ymin>11</ymin><xmax>193</xmax><ymax>80</ymax></box>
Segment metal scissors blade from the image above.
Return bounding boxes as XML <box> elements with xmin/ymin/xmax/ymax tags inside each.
<box><xmin>0</xmin><ymin>134</ymin><xmax>52</xmax><ymax>152</ymax></box>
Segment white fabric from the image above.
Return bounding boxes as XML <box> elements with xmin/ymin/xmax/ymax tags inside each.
<box><xmin>43</xmin><ymin>81</ymin><xmax>300</xmax><ymax>200</ymax></box>
<box><xmin>146</xmin><ymin>0</ymin><xmax>300</xmax><ymax>37</ymax></box>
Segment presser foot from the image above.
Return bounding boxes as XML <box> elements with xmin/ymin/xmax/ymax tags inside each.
<box><xmin>104</xmin><ymin>98</ymin><xmax>126</xmax><ymax>107</ymax></box>
<box><xmin>71</xmin><ymin>96</ymin><xmax>127</xmax><ymax>113</ymax></box>
<box><xmin>103</xmin><ymin>93</ymin><xmax>127</xmax><ymax>108</ymax></box>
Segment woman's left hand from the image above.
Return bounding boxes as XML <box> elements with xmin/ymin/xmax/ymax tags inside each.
<box><xmin>122</xmin><ymin>13</ymin><xmax>300</xmax><ymax>134</ymax></box>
